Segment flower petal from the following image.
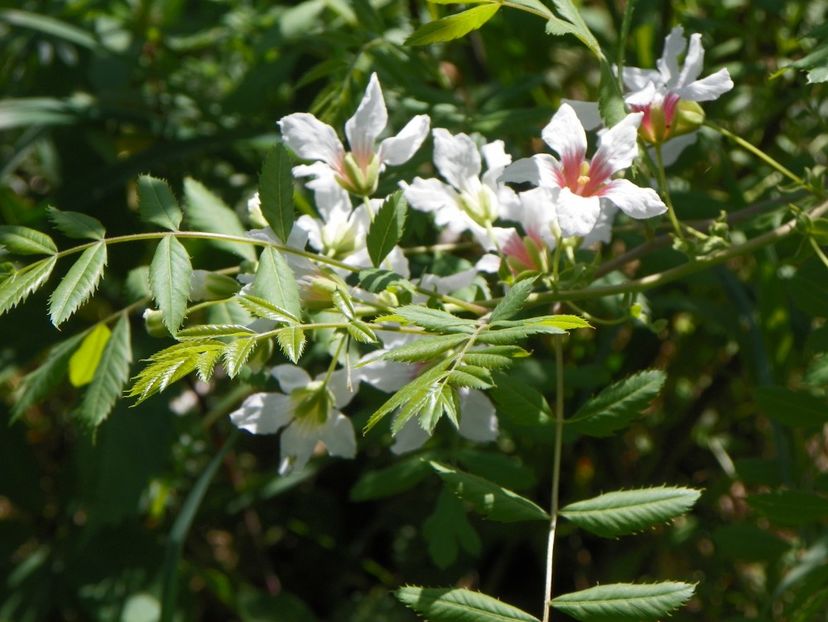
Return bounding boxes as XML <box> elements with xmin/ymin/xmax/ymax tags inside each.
<box><xmin>345</xmin><ymin>73</ymin><xmax>387</xmax><ymax>165</ymax></box>
<box><xmin>475</xmin><ymin>253</ymin><xmax>501</xmax><ymax>273</ymax></box>
<box><xmin>556</xmin><ymin>188</ymin><xmax>602</xmax><ymax>238</ymax></box>
<box><xmin>657</xmin><ymin>26</ymin><xmax>687</xmax><ymax>87</ymax></box>
<box><xmin>379</xmin><ymin>114</ymin><xmax>431</xmax><ymax>166</ymax></box>
<box><xmin>621</xmin><ymin>67</ymin><xmax>662</xmax><ymax>92</ymax></box>
<box><xmin>319</xmin><ymin>412</ymin><xmax>357</xmax><ymax>458</ymax></box>
<box><xmin>677</xmin><ymin>68</ymin><xmax>734</xmax><ymax>102</ymax></box>
<box><xmin>481</xmin><ymin>139</ymin><xmax>512</xmax><ymax>173</ymax></box>
<box><xmin>279</xmin><ymin>113</ymin><xmax>344</xmax><ymax>168</ymax></box>
<box><xmin>433</xmin><ymin>128</ymin><xmax>481</xmax><ymax>192</ymax></box>
<box><xmin>590</xmin><ymin>112</ymin><xmax>642</xmax><ymax>181</ymax></box>
<box><xmin>541</xmin><ymin>104</ymin><xmax>587</xmax><ymax>172</ymax></box>
<box><xmin>581</xmin><ymin>204</ymin><xmax>617</xmax><ymax>247</ymax></box>
<box><xmin>391</xmin><ymin>417</ymin><xmax>430</xmax><ymax>454</ymax></box>
<box><xmin>458</xmin><ymin>389</ymin><xmax>498</xmax><ymax>442</ymax></box>
<box><xmin>279</xmin><ymin>423</ymin><xmax>319</xmax><ymax>474</ymax></box>
<box><xmin>326</xmin><ymin>368</ymin><xmax>358</xmax><ymax>408</ymax></box>
<box><xmin>230</xmin><ymin>392</ymin><xmax>294</xmax><ymax>434</ymax></box>
<box><xmin>676</xmin><ymin>33</ymin><xmax>705</xmax><ymax>88</ymax></box>
<box><xmin>357</xmin><ymin>358</ymin><xmax>414</xmax><ymax>392</ymax></box>
<box><xmin>657</xmin><ymin>132</ymin><xmax>698</xmax><ymax>166</ymax></box>
<box><xmin>402</xmin><ymin>177</ymin><xmax>458</xmax><ymax>214</ymax></box>
<box><xmin>600</xmin><ymin>178</ymin><xmax>667</xmax><ymax>219</ymax></box>
<box><xmin>272</xmin><ymin>364</ymin><xmax>312</xmax><ymax>393</ymax></box>
<box><xmin>561</xmin><ymin>99</ymin><xmax>603</xmax><ymax>131</ymax></box>
<box><xmin>500</xmin><ymin>154</ymin><xmax>561</xmax><ymax>189</ymax></box>
<box><xmin>295</xmin><ymin>215</ymin><xmax>323</xmax><ymax>252</ymax></box>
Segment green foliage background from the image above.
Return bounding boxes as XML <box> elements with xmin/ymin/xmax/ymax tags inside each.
<box><xmin>1</xmin><ymin>0</ymin><xmax>827</xmax><ymax>620</ymax></box>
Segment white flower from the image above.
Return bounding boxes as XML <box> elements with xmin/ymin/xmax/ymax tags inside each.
<box><xmin>229</xmin><ymin>365</ymin><xmax>358</xmax><ymax>474</ymax></box>
<box><xmin>279</xmin><ymin>73</ymin><xmax>430</xmax><ymax>196</ymax></box>
<box><xmin>501</xmin><ymin>104</ymin><xmax>666</xmax><ymax>238</ymax></box>
<box><xmin>402</xmin><ymin>129</ymin><xmax>518</xmax><ymax>251</ymax></box>
<box><xmin>356</xmin><ymin>332</ymin><xmax>498</xmax><ymax>454</ymax></box>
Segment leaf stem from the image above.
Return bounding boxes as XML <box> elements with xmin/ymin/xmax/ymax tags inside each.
<box><xmin>654</xmin><ymin>145</ymin><xmax>685</xmax><ymax>241</ymax></box>
<box><xmin>542</xmin><ymin>335</ymin><xmax>566</xmax><ymax>622</ymax></box>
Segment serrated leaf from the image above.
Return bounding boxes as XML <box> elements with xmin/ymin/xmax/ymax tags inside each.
<box><xmin>177</xmin><ymin>324</ymin><xmax>255</xmax><ymax>339</ymax></box>
<box><xmin>393</xmin><ymin>380</ymin><xmax>445</xmax><ymax>435</ymax></box>
<box><xmin>454</xmin><ymin>449</ymin><xmax>537</xmax><ymax>491</ymax></box>
<box><xmin>383</xmin><ymin>333</ymin><xmax>468</xmax><ymax>362</ymax></box>
<box><xmin>350</xmin><ymin>456</ymin><xmax>433</xmax><ymax>501</ymax></box>
<box><xmin>431</xmin><ymin>462</ymin><xmax>549</xmax><ymax>522</ymax></box>
<box><xmin>567</xmin><ymin>370</ymin><xmax>666</xmax><ymax>437</ymax></box>
<box><xmin>12</xmin><ymin>332</ymin><xmax>85</xmax><ymax>421</ymax></box>
<box><xmin>548</xmin><ymin>0</ymin><xmax>601</xmax><ymax>56</ymax></box>
<box><xmin>276</xmin><ymin>326</ymin><xmax>306</xmax><ymax>363</ymax></box>
<box><xmin>406</xmin><ymin>3</ymin><xmax>501</xmax><ymax>46</ymax></box>
<box><xmin>599</xmin><ymin>58</ymin><xmax>627</xmax><ymax>127</ymax></box>
<box><xmin>367</xmin><ymin>191</ymin><xmax>407</xmax><ymax>267</ymax></box>
<box><xmin>448</xmin><ymin>370</ymin><xmax>492</xmax><ymax>390</ymax></box>
<box><xmin>150</xmin><ymin>235</ymin><xmax>192</xmax><ymax>333</ymax></box>
<box><xmin>395</xmin><ymin>305</ymin><xmax>477</xmax><ymax>333</ymax></box>
<box><xmin>560</xmin><ymin>487</ymin><xmax>701</xmax><ymax>538</ymax></box>
<box><xmin>49</xmin><ymin>242</ymin><xmax>107</xmax><ymax>326</ymax></box>
<box><xmin>195</xmin><ymin>349</ymin><xmax>222</xmax><ymax>382</ymax></box>
<box><xmin>476</xmin><ymin>324</ymin><xmax>565</xmax><ymax>345</ymax></box>
<box><xmin>183</xmin><ymin>177</ymin><xmax>256</xmax><ymax>261</ymax></box>
<box><xmin>137</xmin><ymin>175</ymin><xmax>182</xmax><ymax>231</ymax></box>
<box><xmin>76</xmin><ymin>314</ymin><xmax>131</xmax><ymax>429</ymax></box>
<box><xmin>237</xmin><ymin>293</ymin><xmax>298</xmax><ymax>324</ymax></box>
<box><xmin>259</xmin><ymin>143</ymin><xmax>295</xmax><ymax>243</ymax></box>
<box><xmin>397</xmin><ymin>586</ymin><xmax>540</xmax><ymax>622</ymax></box>
<box><xmin>128</xmin><ymin>340</ymin><xmax>225</xmax><ymax>403</ymax></box>
<box><xmin>489</xmin><ymin>277</ymin><xmax>536</xmax><ymax>322</ymax></box>
<box><xmin>756</xmin><ymin>386</ymin><xmax>828</xmax><ymax>427</ymax></box>
<box><xmin>423</xmin><ymin>488</ymin><xmax>481</xmax><ymax>569</ymax></box>
<box><xmin>505</xmin><ymin>0</ymin><xmax>553</xmax><ymax>19</ymax></box>
<box><xmin>0</xmin><ymin>225</ymin><xmax>57</xmax><ymax>256</ymax></box>
<box><xmin>68</xmin><ymin>323</ymin><xmax>111</xmax><ymax>387</ymax></box>
<box><xmin>748</xmin><ymin>490</ymin><xmax>828</xmax><ymax>526</ymax></box>
<box><xmin>355</xmin><ymin>268</ymin><xmax>408</xmax><ymax>293</ymax></box>
<box><xmin>253</xmin><ymin>247</ymin><xmax>302</xmax><ymax>321</ymax></box>
<box><xmin>223</xmin><ymin>338</ymin><xmax>258</xmax><ymax>378</ymax></box>
<box><xmin>489</xmin><ymin>372</ymin><xmax>553</xmax><ymax>428</ymax></box>
<box><xmin>551</xmin><ymin>582</ymin><xmax>695</xmax><ymax>621</ymax></box>
<box><xmin>0</xmin><ymin>255</ymin><xmax>57</xmax><ymax>316</ymax></box>
<box><xmin>47</xmin><ymin>206</ymin><xmax>105</xmax><ymax>240</ymax></box>
<box><xmin>347</xmin><ymin>320</ymin><xmax>377</xmax><ymax>344</ymax></box>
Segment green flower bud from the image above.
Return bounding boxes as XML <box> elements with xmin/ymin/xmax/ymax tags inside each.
<box><xmin>143</xmin><ymin>309</ymin><xmax>171</xmax><ymax>338</ymax></box>
<box><xmin>338</xmin><ymin>152</ymin><xmax>379</xmax><ymax>196</ymax></box>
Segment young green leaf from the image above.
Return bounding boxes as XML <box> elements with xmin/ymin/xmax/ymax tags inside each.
<box><xmin>76</xmin><ymin>314</ymin><xmax>132</xmax><ymax>429</ymax></box>
<box><xmin>0</xmin><ymin>225</ymin><xmax>57</xmax><ymax>256</ymax></box>
<box><xmin>489</xmin><ymin>277</ymin><xmax>536</xmax><ymax>322</ymax></box>
<box><xmin>382</xmin><ymin>333</ymin><xmax>468</xmax><ymax>362</ymax></box>
<box><xmin>49</xmin><ymin>241</ymin><xmax>107</xmax><ymax>326</ymax></box>
<box><xmin>128</xmin><ymin>340</ymin><xmax>225</xmax><ymax>403</ymax></box>
<box><xmin>476</xmin><ymin>324</ymin><xmax>565</xmax><ymax>345</ymax></box>
<box><xmin>406</xmin><ymin>3</ymin><xmax>501</xmax><ymax>46</ymax></box>
<box><xmin>394</xmin><ymin>305</ymin><xmax>476</xmax><ymax>333</ymax></box>
<box><xmin>149</xmin><ymin>235</ymin><xmax>192</xmax><ymax>334</ymax></box>
<box><xmin>551</xmin><ymin>582</ymin><xmax>695</xmax><ymax>621</ymax></box>
<box><xmin>223</xmin><ymin>337</ymin><xmax>258</xmax><ymax>378</ymax></box>
<box><xmin>755</xmin><ymin>386</ymin><xmax>828</xmax><ymax>427</ymax></box>
<box><xmin>68</xmin><ymin>323</ymin><xmax>111</xmax><ymax>387</ymax></box>
<box><xmin>423</xmin><ymin>488</ymin><xmax>482</xmax><ymax>569</ymax></box>
<box><xmin>47</xmin><ymin>206</ymin><xmax>105</xmax><ymax>240</ymax></box>
<box><xmin>367</xmin><ymin>190</ymin><xmax>407</xmax><ymax>267</ymax></box>
<box><xmin>276</xmin><ymin>326</ymin><xmax>306</xmax><ymax>363</ymax></box>
<box><xmin>347</xmin><ymin>320</ymin><xmax>377</xmax><ymax>344</ymax></box>
<box><xmin>567</xmin><ymin>370</ymin><xmax>666</xmax><ymax>437</ymax></box>
<box><xmin>560</xmin><ymin>487</ymin><xmax>702</xmax><ymax>538</ymax></box>
<box><xmin>0</xmin><ymin>255</ymin><xmax>57</xmax><ymax>316</ymax></box>
<box><xmin>237</xmin><ymin>293</ymin><xmax>298</xmax><ymax>324</ymax></box>
<box><xmin>12</xmin><ymin>332</ymin><xmax>85</xmax><ymax>421</ymax></box>
<box><xmin>397</xmin><ymin>586</ymin><xmax>540</xmax><ymax>622</ymax></box>
<box><xmin>177</xmin><ymin>324</ymin><xmax>255</xmax><ymax>339</ymax></box>
<box><xmin>183</xmin><ymin>177</ymin><xmax>256</xmax><ymax>261</ymax></box>
<box><xmin>431</xmin><ymin>462</ymin><xmax>550</xmax><ymax>522</ymax></box>
<box><xmin>259</xmin><ymin>143</ymin><xmax>295</xmax><ymax>243</ymax></box>
<box><xmin>137</xmin><ymin>175</ymin><xmax>182</xmax><ymax>231</ymax></box>
<box><xmin>253</xmin><ymin>247</ymin><xmax>302</xmax><ymax>321</ymax></box>
<box><xmin>548</xmin><ymin>0</ymin><xmax>601</xmax><ymax>57</ymax></box>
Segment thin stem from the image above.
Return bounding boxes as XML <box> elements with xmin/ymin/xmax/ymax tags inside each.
<box><xmin>706</xmin><ymin>121</ymin><xmax>809</xmax><ymax>190</ymax></box>
<box><xmin>654</xmin><ymin>145</ymin><xmax>685</xmax><ymax>241</ymax></box>
<box><xmin>402</xmin><ymin>241</ymin><xmax>477</xmax><ymax>255</ymax></box>
<box><xmin>542</xmin><ymin>336</ymin><xmax>566</xmax><ymax>622</ymax></box>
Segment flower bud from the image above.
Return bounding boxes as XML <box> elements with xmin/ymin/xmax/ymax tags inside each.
<box><xmin>338</xmin><ymin>152</ymin><xmax>380</xmax><ymax>196</ymax></box>
<box><xmin>671</xmin><ymin>100</ymin><xmax>705</xmax><ymax>138</ymax></box>
<box><xmin>143</xmin><ymin>309</ymin><xmax>171</xmax><ymax>338</ymax></box>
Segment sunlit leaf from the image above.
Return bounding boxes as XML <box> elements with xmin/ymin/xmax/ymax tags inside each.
<box><xmin>367</xmin><ymin>191</ymin><xmax>407</xmax><ymax>267</ymax></box>
<box><xmin>253</xmin><ymin>247</ymin><xmax>302</xmax><ymax>321</ymax></box>
<box><xmin>137</xmin><ymin>175</ymin><xmax>182</xmax><ymax>231</ymax></box>
<box><xmin>0</xmin><ymin>225</ymin><xmax>57</xmax><ymax>255</ymax></box>
<box><xmin>183</xmin><ymin>177</ymin><xmax>256</xmax><ymax>261</ymax></box>
<box><xmin>551</xmin><ymin>582</ymin><xmax>695</xmax><ymax>621</ymax></box>
<box><xmin>0</xmin><ymin>256</ymin><xmax>57</xmax><ymax>316</ymax></box>
<box><xmin>406</xmin><ymin>4</ymin><xmax>501</xmax><ymax>46</ymax></box>
<box><xmin>397</xmin><ymin>586</ymin><xmax>540</xmax><ymax>622</ymax></box>
<box><xmin>259</xmin><ymin>143</ymin><xmax>295</xmax><ymax>243</ymax></box>
<box><xmin>49</xmin><ymin>241</ymin><xmax>107</xmax><ymax>326</ymax></box>
<box><xmin>149</xmin><ymin>235</ymin><xmax>192</xmax><ymax>333</ymax></box>
<box><xmin>68</xmin><ymin>323</ymin><xmax>111</xmax><ymax>387</ymax></box>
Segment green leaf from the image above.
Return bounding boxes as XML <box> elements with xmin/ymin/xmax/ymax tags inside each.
<box><xmin>12</xmin><ymin>332</ymin><xmax>85</xmax><ymax>421</ymax></box>
<box><xmin>454</xmin><ymin>448</ymin><xmax>537</xmax><ymax>491</ymax></box>
<box><xmin>431</xmin><ymin>462</ymin><xmax>549</xmax><ymax>522</ymax></box>
<box><xmin>150</xmin><ymin>235</ymin><xmax>192</xmax><ymax>333</ymax></box>
<box><xmin>48</xmin><ymin>241</ymin><xmax>107</xmax><ymax>326</ymax></box>
<box><xmin>490</xmin><ymin>314</ymin><xmax>592</xmax><ymax>330</ymax></box>
<box><xmin>276</xmin><ymin>326</ymin><xmax>306</xmax><ymax>363</ymax></box>
<box><xmin>748</xmin><ymin>490</ymin><xmax>828</xmax><ymax>526</ymax></box>
<box><xmin>47</xmin><ymin>206</ymin><xmax>105</xmax><ymax>240</ymax></box>
<box><xmin>476</xmin><ymin>324</ymin><xmax>565</xmax><ymax>345</ymax></box>
<box><xmin>177</xmin><ymin>324</ymin><xmax>255</xmax><ymax>339</ymax></box>
<box><xmin>237</xmin><ymin>293</ymin><xmax>298</xmax><ymax>324</ymax></box>
<box><xmin>68</xmin><ymin>323</ymin><xmax>111</xmax><ymax>387</ymax></box>
<box><xmin>223</xmin><ymin>338</ymin><xmax>258</xmax><ymax>378</ymax></box>
<box><xmin>128</xmin><ymin>340</ymin><xmax>225</xmax><ymax>403</ymax></box>
<box><xmin>355</xmin><ymin>268</ymin><xmax>408</xmax><ymax>293</ymax></box>
<box><xmin>137</xmin><ymin>175</ymin><xmax>182</xmax><ymax>231</ymax></box>
<box><xmin>393</xmin><ymin>305</ymin><xmax>477</xmax><ymax>333</ymax></box>
<box><xmin>253</xmin><ymin>247</ymin><xmax>302</xmax><ymax>321</ymax></box>
<box><xmin>551</xmin><ymin>582</ymin><xmax>695</xmax><ymax>621</ymax></box>
<box><xmin>0</xmin><ymin>225</ymin><xmax>57</xmax><ymax>255</ymax></box>
<box><xmin>76</xmin><ymin>314</ymin><xmax>132</xmax><ymax>429</ymax></box>
<box><xmin>489</xmin><ymin>372</ymin><xmax>553</xmax><ymax>428</ymax></box>
<box><xmin>547</xmin><ymin>0</ymin><xmax>601</xmax><ymax>57</ymax></box>
<box><xmin>259</xmin><ymin>143</ymin><xmax>295</xmax><ymax>243</ymax></box>
<box><xmin>756</xmin><ymin>386</ymin><xmax>828</xmax><ymax>427</ymax></box>
<box><xmin>367</xmin><ymin>190</ymin><xmax>407</xmax><ymax>267</ymax></box>
<box><xmin>567</xmin><ymin>370</ymin><xmax>666</xmax><ymax>437</ymax></box>
<box><xmin>504</xmin><ymin>0</ymin><xmax>553</xmax><ymax>19</ymax></box>
<box><xmin>598</xmin><ymin>58</ymin><xmax>627</xmax><ymax>127</ymax></box>
<box><xmin>397</xmin><ymin>586</ymin><xmax>540</xmax><ymax>622</ymax></box>
<box><xmin>183</xmin><ymin>177</ymin><xmax>256</xmax><ymax>261</ymax></box>
<box><xmin>346</xmin><ymin>320</ymin><xmax>377</xmax><ymax>344</ymax></box>
<box><xmin>423</xmin><ymin>488</ymin><xmax>481</xmax><ymax>569</ymax></box>
<box><xmin>560</xmin><ymin>487</ymin><xmax>702</xmax><ymax>538</ymax></box>
<box><xmin>382</xmin><ymin>333</ymin><xmax>468</xmax><ymax>362</ymax></box>
<box><xmin>350</xmin><ymin>456</ymin><xmax>433</xmax><ymax>501</ymax></box>
<box><xmin>489</xmin><ymin>277</ymin><xmax>536</xmax><ymax>322</ymax></box>
<box><xmin>0</xmin><ymin>255</ymin><xmax>57</xmax><ymax>316</ymax></box>
<box><xmin>406</xmin><ymin>3</ymin><xmax>501</xmax><ymax>46</ymax></box>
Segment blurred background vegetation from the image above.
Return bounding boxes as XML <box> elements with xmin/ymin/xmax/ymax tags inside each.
<box><xmin>1</xmin><ymin>0</ymin><xmax>828</xmax><ymax>620</ymax></box>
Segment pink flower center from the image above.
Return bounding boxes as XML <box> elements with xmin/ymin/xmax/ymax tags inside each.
<box><xmin>556</xmin><ymin>157</ymin><xmax>610</xmax><ymax>198</ymax></box>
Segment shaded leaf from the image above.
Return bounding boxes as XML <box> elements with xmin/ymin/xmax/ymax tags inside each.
<box><xmin>350</xmin><ymin>456</ymin><xmax>433</xmax><ymax>501</ymax></box>
<box><xmin>0</xmin><ymin>225</ymin><xmax>57</xmax><ymax>255</ymax></box>
<box><xmin>367</xmin><ymin>191</ymin><xmax>407</xmax><ymax>267</ymax></box>
<box><xmin>551</xmin><ymin>582</ymin><xmax>695</xmax><ymax>621</ymax></box>
<box><xmin>397</xmin><ymin>586</ymin><xmax>539</xmax><ymax>622</ymax></box>
<box><xmin>259</xmin><ymin>143</ymin><xmax>295</xmax><ymax>243</ymax></box>
<box><xmin>423</xmin><ymin>488</ymin><xmax>481</xmax><ymax>569</ymax></box>
<box><xmin>489</xmin><ymin>277</ymin><xmax>536</xmax><ymax>322</ymax></box>
<box><xmin>748</xmin><ymin>490</ymin><xmax>828</xmax><ymax>526</ymax></box>
<box><xmin>183</xmin><ymin>177</ymin><xmax>256</xmax><ymax>261</ymax></box>
<box><xmin>137</xmin><ymin>175</ymin><xmax>182</xmax><ymax>231</ymax></box>
<box><xmin>149</xmin><ymin>235</ymin><xmax>192</xmax><ymax>333</ymax></box>
<box><xmin>0</xmin><ymin>256</ymin><xmax>57</xmax><ymax>316</ymax></box>
<box><xmin>756</xmin><ymin>386</ymin><xmax>828</xmax><ymax>427</ymax></box>
<box><xmin>47</xmin><ymin>206</ymin><xmax>105</xmax><ymax>240</ymax></box>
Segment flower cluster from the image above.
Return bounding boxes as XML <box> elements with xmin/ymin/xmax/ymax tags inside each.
<box><xmin>230</xmin><ymin>29</ymin><xmax>733</xmax><ymax>473</ymax></box>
